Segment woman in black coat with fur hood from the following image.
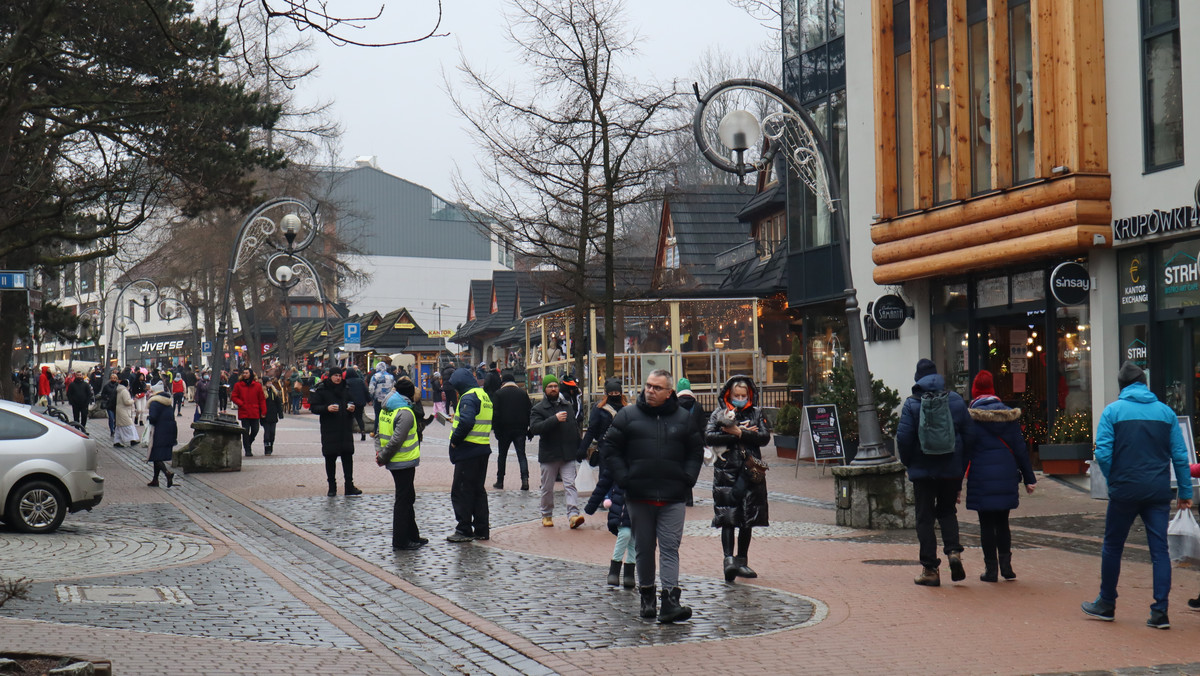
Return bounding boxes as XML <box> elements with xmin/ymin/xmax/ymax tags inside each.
<box><xmin>705</xmin><ymin>375</ymin><xmax>771</xmax><ymax>583</ymax></box>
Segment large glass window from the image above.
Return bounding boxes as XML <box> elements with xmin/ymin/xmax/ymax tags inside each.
<box><xmin>967</xmin><ymin>0</ymin><xmax>991</xmax><ymax>194</ymax></box>
<box><xmin>933</xmin><ymin>321</ymin><xmax>970</xmax><ymax>399</ymax></box>
<box><xmin>895</xmin><ymin>1</ymin><xmax>914</xmax><ymax>212</ymax></box>
<box><xmin>1142</xmin><ymin>0</ymin><xmax>1183</xmax><ymax>171</ymax></box>
<box><xmin>805</xmin><ymin>310</ymin><xmax>848</xmax><ymax>393</ymax></box>
<box><xmin>679</xmin><ymin>300</ymin><xmax>753</xmax><ymax>352</ymax></box>
<box><xmin>1010</xmin><ymin>0</ymin><xmax>1035</xmax><ymax>183</ymax></box>
<box><xmin>930</xmin><ymin>0</ymin><xmax>951</xmax><ymax>203</ymax></box>
<box><xmin>1056</xmin><ymin>306</ymin><xmax>1092</xmax><ymax>417</ymax></box>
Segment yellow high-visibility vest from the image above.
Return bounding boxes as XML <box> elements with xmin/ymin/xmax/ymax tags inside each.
<box><xmin>377</xmin><ymin>406</ymin><xmax>420</xmax><ymax>464</ymax></box>
<box><xmin>452</xmin><ymin>387</ymin><xmax>493</xmax><ymax>445</ymax></box>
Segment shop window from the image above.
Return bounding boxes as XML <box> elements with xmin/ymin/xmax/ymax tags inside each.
<box><xmin>895</xmin><ymin>0</ymin><xmax>914</xmax><ymax>212</ymax></box>
<box><xmin>679</xmin><ymin>300</ymin><xmax>753</xmax><ymax>353</ymax></box>
<box><xmin>757</xmin><ymin>297</ymin><xmax>791</xmax><ymax>357</ymax></box>
<box><xmin>1010</xmin><ymin>0</ymin><xmax>1035</xmax><ymax>183</ymax></box>
<box><xmin>976</xmin><ymin>276</ymin><xmax>1009</xmax><ymax>308</ymax></box>
<box><xmin>1156</xmin><ymin>240</ymin><xmax>1200</xmax><ymax>310</ymax></box>
<box><xmin>936</xmin><ymin>282</ymin><xmax>969</xmax><ymax>315</ymax></box>
<box><xmin>967</xmin><ymin>0</ymin><xmax>991</xmax><ymax>194</ymax></box>
<box><xmin>805</xmin><ymin>311</ymin><xmax>848</xmax><ymax>393</ymax></box>
<box><xmin>1056</xmin><ymin>306</ymin><xmax>1092</xmax><ymax>417</ymax></box>
<box><xmin>933</xmin><ymin>321</ymin><xmax>970</xmax><ymax>399</ymax></box>
<box><xmin>757</xmin><ymin>214</ymin><xmax>786</xmax><ymax>260</ymax></box>
<box><xmin>1141</xmin><ymin>0</ymin><xmax>1183</xmax><ymax>171</ymax></box>
<box><xmin>930</xmin><ymin>0</ymin><xmax>951</xmax><ymax>203</ymax></box>
<box><xmin>1011</xmin><ymin>270</ymin><xmax>1044</xmax><ymax>304</ymax></box>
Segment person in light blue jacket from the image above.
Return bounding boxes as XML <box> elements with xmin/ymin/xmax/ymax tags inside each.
<box><xmin>1083</xmin><ymin>361</ymin><xmax>1193</xmax><ymax>629</ymax></box>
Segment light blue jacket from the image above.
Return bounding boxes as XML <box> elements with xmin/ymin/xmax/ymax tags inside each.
<box><xmin>1095</xmin><ymin>382</ymin><xmax>1192</xmax><ymax>503</ymax></box>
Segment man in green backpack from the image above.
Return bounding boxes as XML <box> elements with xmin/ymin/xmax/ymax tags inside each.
<box><xmin>897</xmin><ymin>358</ymin><xmax>971</xmax><ymax>587</ymax></box>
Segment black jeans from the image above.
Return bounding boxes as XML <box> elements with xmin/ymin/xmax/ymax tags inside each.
<box><xmin>325</xmin><ymin>454</ymin><xmax>354</xmax><ymax>485</ymax></box>
<box><xmin>173</xmin><ymin>392</ymin><xmax>184</xmax><ymax>415</ymax></box>
<box><xmin>495</xmin><ymin>431</ymin><xmax>529</xmax><ymax>480</ymax></box>
<box><xmin>261</xmin><ymin>421</ymin><xmax>277</xmax><ymax>453</ymax></box>
<box><xmin>912</xmin><ymin>478</ymin><xmax>962</xmax><ymax>569</ymax></box>
<box><xmin>391</xmin><ymin>467</ymin><xmax>420</xmax><ymax>546</ymax></box>
<box><xmin>977</xmin><ymin>509</ymin><xmax>1012</xmax><ymax>564</ymax></box>
<box><xmin>70</xmin><ymin>404</ymin><xmax>88</xmax><ymax>428</ymax></box>
<box><xmin>450</xmin><ymin>455</ymin><xmax>490</xmax><ymax>537</ymax></box>
<box><xmin>353</xmin><ymin>407</ymin><xmax>366</xmax><ymax>435</ymax></box>
<box><xmin>240</xmin><ymin>418</ymin><xmax>260</xmax><ymax>456</ymax></box>
<box><xmin>373</xmin><ymin>400</ymin><xmax>382</xmax><ymax>431</ymax></box>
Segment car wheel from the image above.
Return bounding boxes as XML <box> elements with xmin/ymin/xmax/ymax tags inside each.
<box><xmin>6</xmin><ymin>480</ymin><xmax>67</xmax><ymax>534</ymax></box>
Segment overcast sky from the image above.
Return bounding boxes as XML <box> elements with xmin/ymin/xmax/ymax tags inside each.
<box><xmin>292</xmin><ymin>0</ymin><xmax>774</xmax><ymax>198</ymax></box>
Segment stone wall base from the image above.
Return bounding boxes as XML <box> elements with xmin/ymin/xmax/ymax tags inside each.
<box><xmin>174</xmin><ymin>421</ymin><xmax>244</xmax><ymax>473</ymax></box>
<box><xmin>830</xmin><ymin>461</ymin><xmax>914</xmax><ymax>530</ymax></box>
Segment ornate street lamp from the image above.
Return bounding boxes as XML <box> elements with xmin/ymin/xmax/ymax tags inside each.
<box><xmin>106</xmin><ymin>279</ymin><xmax>160</xmax><ymax>373</ymax></box>
<box><xmin>693</xmin><ymin>79</ymin><xmax>892</xmax><ymax>466</ymax></box>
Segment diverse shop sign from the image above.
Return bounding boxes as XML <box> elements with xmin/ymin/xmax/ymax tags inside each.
<box><xmin>140</xmin><ymin>339</ymin><xmax>185</xmax><ymax>352</ymax></box>
<box><xmin>870</xmin><ymin>294</ymin><xmax>908</xmax><ymax>331</ymax></box>
<box><xmin>1049</xmin><ymin>262</ymin><xmax>1090</xmax><ymax>306</ymax></box>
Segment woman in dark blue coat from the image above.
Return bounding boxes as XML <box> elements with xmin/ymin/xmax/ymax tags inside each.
<box><xmin>146</xmin><ymin>383</ymin><xmax>178</xmax><ymax>488</ymax></box>
<box><xmin>965</xmin><ymin>370</ymin><xmax>1036</xmax><ymax>582</ymax></box>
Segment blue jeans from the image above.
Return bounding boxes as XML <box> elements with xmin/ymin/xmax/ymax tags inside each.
<box><xmin>1099</xmin><ymin>499</ymin><xmax>1171</xmax><ymax>612</ymax></box>
<box><xmin>106</xmin><ymin>409</ymin><xmax>116</xmax><ymax>435</ymax></box>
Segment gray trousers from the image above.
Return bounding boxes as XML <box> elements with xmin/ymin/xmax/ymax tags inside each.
<box><xmin>627</xmin><ymin>500</ymin><xmax>686</xmax><ymax>589</ymax></box>
<box><xmin>539</xmin><ymin>460</ymin><xmax>579</xmax><ymax>518</ymax></box>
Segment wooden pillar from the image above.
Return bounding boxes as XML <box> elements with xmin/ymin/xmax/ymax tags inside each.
<box><xmin>947</xmin><ymin>0</ymin><xmax>972</xmax><ymax>200</ymax></box>
<box><xmin>1031</xmin><ymin>0</ymin><xmax>1057</xmax><ymax>177</ymax></box>
<box><xmin>988</xmin><ymin>0</ymin><xmax>1012</xmax><ymax>190</ymax></box>
<box><xmin>910</xmin><ymin>0</ymin><xmax>934</xmax><ymax>209</ymax></box>
<box><xmin>873</xmin><ymin>0</ymin><xmax>898</xmax><ymax>218</ymax></box>
<box><xmin>1073</xmin><ymin>0</ymin><xmax>1107</xmax><ymax>173</ymax></box>
<box><xmin>1053</xmin><ymin>0</ymin><xmax>1079</xmax><ymax>175</ymax></box>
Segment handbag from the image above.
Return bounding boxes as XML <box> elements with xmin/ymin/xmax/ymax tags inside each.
<box><xmin>575</xmin><ymin>461</ymin><xmax>597</xmax><ymax>493</ymax></box>
<box><xmin>743</xmin><ymin>452</ymin><xmax>769</xmax><ymax>484</ymax></box>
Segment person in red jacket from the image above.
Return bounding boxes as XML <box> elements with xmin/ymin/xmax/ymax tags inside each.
<box><xmin>37</xmin><ymin>365</ymin><xmax>53</xmax><ymax>407</ymax></box>
<box><xmin>230</xmin><ymin>367</ymin><xmax>267</xmax><ymax>457</ymax></box>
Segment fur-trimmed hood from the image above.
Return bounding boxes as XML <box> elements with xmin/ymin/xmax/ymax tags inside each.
<box><xmin>968</xmin><ymin>406</ymin><xmax>1022</xmax><ymax>422</ymax></box>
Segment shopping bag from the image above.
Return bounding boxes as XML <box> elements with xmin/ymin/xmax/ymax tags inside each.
<box><xmin>575</xmin><ymin>461</ymin><xmax>597</xmax><ymax>494</ymax></box>
<box><xmin>1167</xmin><ymin>508</ymin><xmax>1200</xmax><ymax>565</ymax></box>
<box><xmin>141</xmin><ymin>423</ymin><xmax>153</xmax><ymax>447</ymax></box>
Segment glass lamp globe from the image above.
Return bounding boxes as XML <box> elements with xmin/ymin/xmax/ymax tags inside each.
<box><xmin>717</xmin><ymin>110</ymin><xmax>762</xmax><ymax>152</ymax></box>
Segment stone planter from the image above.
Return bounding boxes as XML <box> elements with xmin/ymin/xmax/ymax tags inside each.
<box><xmin>1039</xmin><ymin>442</ymin><xmax>1093</xmax><ymax>476</ymax></box>
<box><xmin>773</xmin><ymin>434</ymin><xmax>798</xmax><ymax>460</ymax></box>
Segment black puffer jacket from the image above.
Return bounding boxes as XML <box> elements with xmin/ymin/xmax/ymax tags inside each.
<box><xmin>528</xmin><ymin>393</ymin><xmax>580</xmax><ymax>463</ymax></box>
<box><xmin>601</xmin><ymin>392</ymin><xmax>704</xmax><ymax>503</ymax></box>
<box><xmin>705</xmin><ymin>376</ymin><xmax>771</xmax><ymax>529</ymax></box>
<box><xmin>308</xmin><ymin>378</ymin><xmax>355</xmax><ymax>457</ymax></box>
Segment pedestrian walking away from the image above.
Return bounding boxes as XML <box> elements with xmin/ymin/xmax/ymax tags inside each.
<box><xmin>706</xmin><ymin>375</ymin><xmax>771</xmax><ymax>583</ymax></box>
<box><xmin>897</xmin><ymin>358</ymin><xmax>971</xmax><ymax>587</ymax></box>
<box><xmin>111</xmin><ymin>379</ymin><xmax>140</xmax><ymax>448</ymax></box>
<box><xmin>309</xmin><ymin>367</ymin><xmax>362</xmax><ymax>496</ymax></box>
<box><xmin>230</xmin><ymin>368</ymin><xmax>266</xmax><ymax>457</ymax></box>
<box><xmin>602</xmin><ymin>369</ymin><xmax>704</xmax><ymax>624</ymax></box>
<box><xmin>376</xmin><ymin>381</ymin><xmax>427</xmax><ymax>550</ymax></box>
<box><xmin>145</xmin><ymin>383</ymin><xmax>177</xmax><ymax>487</ymax></box>
<box><xmin>529</xmin><ymin>374</ymin><xmax>584</xmax><ymax>529</ymax></box>
<box><xmin>1082</xmin><ymin>361</ymin><xmax>1192</xmax><ymax>629</ymax></box>
<box><xmin>262</xmin><ymin>377</ymin><xmax>285</xmax><ymax>456</ymax></box>
<box><xmin>965</xmin><ymin>370</ymin><xmax>1036</xmax><ymax>582</ymax></box>
<box><xmin>491</xmin><ymin>372</ymin><xmax>531</xmax><ymax>490</ymax></box>
<box><xmin>100</xmin><ymin>372</ymin><xmax>120</xmax><ymax>436</ymax></box>
<box><xmin>345</xmin><ymin>367</ymin><xmax>370</xmax><ymax>441</ymax></box>
<box><xmin>446</xmin><ymin>367</ymin><xmax>492</xmax><ymax>542</ymax></box>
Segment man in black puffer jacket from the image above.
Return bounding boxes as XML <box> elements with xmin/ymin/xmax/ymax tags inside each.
<box><xmin>529</xmin><ymin>374</ymin><xmax>583</xmax><ymax>529</ymax></box>
<box><xmin>601</xmin><ymin>369</ymin><xmax>703</xmax><ymax>625</ymax></box>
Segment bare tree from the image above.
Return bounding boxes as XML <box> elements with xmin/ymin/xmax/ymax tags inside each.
<box><xmin>452</xmin><ymin>0</ymin><xmax>682</xmax><ymax>380</ymax></box>
<box><xmin>727</xmin><ymin>0</ymin><xmax>781</xmax><ymax>31</ymax></box>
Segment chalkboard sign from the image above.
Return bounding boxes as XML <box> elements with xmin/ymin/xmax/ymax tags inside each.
<box><xmin>803</xmin><ymin>405</ymin><xmax>845</xmax><ymax>462</ymax></box>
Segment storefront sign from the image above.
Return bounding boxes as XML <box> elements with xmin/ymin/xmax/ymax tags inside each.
<box><xmin>1125</xmin><ymin>338</ymin><xmax>1147</xmax><ymax>366</ymax></box>
<box><xmin>1120</xmin><ymin>255</ymin><xmax>1149</xmax><ymax>308</ymax></box>
<box><xmin>1049</xmin><ymin>262</ymin><xmax>1090</xmax><ymax>305</ymax></box>
<box><xmin>870</xmin><ymin>294</ymin><xmax>908</xmax><ymax>331</ymax></box>
<box><xmin>1112</xmin><ymin>178</ymin><xmax>1200</xmax><ymax>244</ymax></box>
<box><xmin>139</xmin><ymin>339</ymin><xmax>186</xmax><ymax>352</ymax></box>
<box><xmin>1010</xmin><ymin>357</ymin><xmax>1028</xmax><ymax>374</ymax></box>
<box><xmin>802</xmin><ymin>405</ymin><xmax>845</xmax><ymax>462</ymax></box>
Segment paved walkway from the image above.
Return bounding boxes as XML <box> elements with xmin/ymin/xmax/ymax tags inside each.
<box><xmin>3</xmin><ymin>406</ymin><xmax>1200</xmax><ymax>674</ymax></box>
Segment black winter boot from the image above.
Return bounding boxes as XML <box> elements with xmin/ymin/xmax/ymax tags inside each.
<box><xmin>622</xmin><ymin>562</ymin><xmax>635</xmax><ymax>589</ymax></box>
<box><xmin>723</xmin><ymin>556</ymin><xmax>738</xmax><ymax>583</ymax></box>
<box><xmin>733</xmin><ymin>557</ymin><xmax>758</xmax><ymax>579</ymax></box>
<box><xmin>999</xmin><ymin>553</ymin><xmax>1016</xmax><ymax>580</ymax></box>
<box><xmin>327</xmin><ymin>481</ymin><xmax>337</xmax><ymax>497</ymax></box>
<box><xmin>345</xmin><ymin>484</ymin><xmax>363</xmax><ymax>496</ymax></box>
<box><xmin>657</xmin><ymin>587</ymin><xmax>692</xmax><ymax>624</ymax></box>
<box><xmin>980</xmin><ymin>550</ymin><xmax>998</xmax><ymax>582</ymax></box>
<box><xmin>638</xmin><ymin>586</ymin><xmax>656</xmax><ymax>619</ymax></box>
<box><xmin>607</xmin><ymin>560</ymin><xmax>622</xmax><ymax>586</ymax></box>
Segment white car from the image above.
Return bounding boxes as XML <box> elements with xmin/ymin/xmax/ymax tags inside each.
<box><xmin>0</xmin><ymin>399</ymin><xmax>104</xmax><ymax>533</ymax></box>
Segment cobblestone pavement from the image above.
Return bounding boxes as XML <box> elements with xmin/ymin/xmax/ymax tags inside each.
<box><xmin>0</xmin><ymin>521</ymin><xmax>214</xmax><ymax>582</ymax></box>
<box><xmin>266</xmin><ymin>491</ymin><xmax>823</xmax><ymax>652</ymax></box>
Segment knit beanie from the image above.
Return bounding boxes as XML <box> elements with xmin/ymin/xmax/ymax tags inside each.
<box><xmin>1117</xmin><ymin>360</ymin><xmax>1146</xmax><ymax>390</ymax></box>
<box><xmin>971</xmin><ymin>370</ymin><xmax>995</xmax><ymax>400</ymax></box>
<box><xmin>676</xmin><ymin>378</ymin><xmax>691</xmax><ymax>392</ymax></box>
<box><xmin>914</xmin><ymin>358</ymin><xmax>938</xmax><ymax>381</ymax></box>
<box><xmin>604</xmin><ymin>377</ymin><xmax>623</xmax><ymax>394</ymax></box>
<box><xmin>502</xmin><ymin>372</ymin><xmax>515</xmax><ymax>383</ymax></box>
<box><xmin>395</xmin><ymin>378</ymin><xmax>416</xmax><ymax>400</ymax></box>
<box><xmin>542</xmin><ymin>373</ymin><xmax>559</xmax><ymax>388</ymax></box>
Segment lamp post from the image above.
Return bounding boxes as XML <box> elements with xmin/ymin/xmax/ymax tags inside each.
<box><xmin>693</xmin><ymin>78</ymin><xmax>893</xmax><ymax>466</ymax></box>
<box><xmin>201</xmin><ymin>198</ymin><xmax>325</xmax><ymax>423</ymax></box>
<box><xmin>106</xmin><ymin>279</ymin><xmax>159</xmax><ymax>374</ymax></box>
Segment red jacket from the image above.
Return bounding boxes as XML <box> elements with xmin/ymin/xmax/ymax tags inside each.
<box><xmin>172</xmin><ymin>379</ymin><xmax>185</xmax><ymax>394</ymax></box>
<box><xmin>38</xmin><ymin>367</ymin><xmax>52</xmax><ymax>396</ymax></box>
<box><xmin>231</xmin><ymin>379</ymin><xmax>267</xmax><ymax>420</ymax></box>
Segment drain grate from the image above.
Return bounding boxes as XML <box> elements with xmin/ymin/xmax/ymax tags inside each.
<box><xmin>861</xmin><ymin>559</ymin><xmax>922</xmax><ymax>566</ymax></box>
<box><xmin>56</xmin><ymin>585</ymin><xmax>192</xmax><ymax>605</ymax></box>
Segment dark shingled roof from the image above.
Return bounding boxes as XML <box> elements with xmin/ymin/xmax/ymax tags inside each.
<box><xmin>719</xmin><ymin>249</ymin><xmax>787</xmax><ymax>295</ymax></box>
<box><xmin>481</xmin><ymin>270</ymin><xmax>518</xmax><ymax>332</ymax></box>
<box><xmin>663</xmin><ymin>185</ymin><xmax>752</xmax><ymax>289</ymax></box>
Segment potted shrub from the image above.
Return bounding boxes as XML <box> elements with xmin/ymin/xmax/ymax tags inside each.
<box><xmin>773</xmin><ymin>402</ymin><xmax>802</xmax><ymax>459</ymax></box>
<box><xmin>1039</xmin><ymin>409</ymin><xmax>1093</xmax><ymax>475</ymax></box>
<box><xmin>811</xmin><ymin>365</ymin><xmax>901</xmax><ymax>463</ymax></box>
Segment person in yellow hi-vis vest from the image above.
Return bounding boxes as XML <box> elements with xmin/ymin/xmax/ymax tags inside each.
<box><xmin>446</xmin><ymin>367</ymin><xmax>493</xmax><ymax>542</ymax></box>
<box><xmin>376</xmin><ymin>379</ymin><xmax>426</xmax><ymax>550</ymax></box>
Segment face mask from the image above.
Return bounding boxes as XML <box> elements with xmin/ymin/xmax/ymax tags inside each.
<box><xmin>731</xmin><ymin>398</ymin><xmax>748</xmax><ymax>408</ymax></box>
<box><xmin>607</xmin><ymin>395</ymin><xmax>622</xmax><ymax>405</ymax></box>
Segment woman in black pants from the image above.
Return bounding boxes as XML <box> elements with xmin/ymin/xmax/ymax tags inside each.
<box><xmin>262</xmin><ymin>377</ymin><xmax>285</xmax><ymax>455</ymax></box>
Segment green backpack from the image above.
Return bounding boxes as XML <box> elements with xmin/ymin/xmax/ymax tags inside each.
<box><xmin>917</xmin><ymin>391</ymin><xmax>956</xmax><ymax>455</ymax></box>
